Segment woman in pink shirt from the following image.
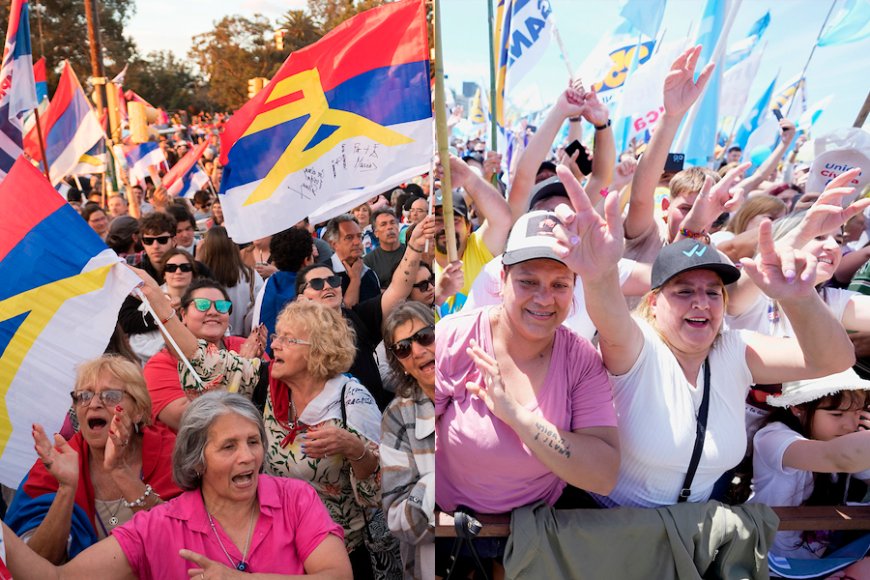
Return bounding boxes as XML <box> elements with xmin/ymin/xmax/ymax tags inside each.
<box><xmin>1</xmin><ymin>392</ymin><xmax>351</xmax><ymax>579</ymax></box>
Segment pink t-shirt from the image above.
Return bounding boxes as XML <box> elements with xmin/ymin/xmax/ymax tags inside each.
<box><xmin>435</xmin><ymin>307</ymin><xmax>617</xmax><ymax>513</ymax></box>
<box><xmin>112</xmin><ymin>475</ymin><xmax>343</xmax><ymax>579</ymax></box>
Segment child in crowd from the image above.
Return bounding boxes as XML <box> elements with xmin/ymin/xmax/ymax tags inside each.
<box><xmin>750</xmin><ymin>370</ymin><xmax>870</xmax><ymax>579</ymax></box>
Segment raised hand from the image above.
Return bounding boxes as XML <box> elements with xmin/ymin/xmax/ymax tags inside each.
<box><xmin>680</xmin><ymin>163</ymin><xmax>751</xmax><ymax>232</ymax></box>
<box><xmin>554</xmin><ymin>85</ymin><xmax>586</xmax><ymax>120</ymax></box>
<box><xmin>239</xmin><ymin>324</ymin><xmax>267</xmax><ymax>359</ymax></box>
<box><xmin>581</xmin><ymin>89</ymin><xmax>609</xmax><ymax>128</ymax></box>
<box><xmin>436</xmin><ymin>261</ymin><xmax>464</xmax><ymax>304</ymax></box>
<box><xmin>32</xmin><ymin>424</ymin><xmax>78</xmax><ymax>489</ymax></box>
<box><xmin>790</xmin><ymin>167</ymin><xmax>867</xmax><ymax>246</ymax></box>
<box><xmin>464</xmin><ymin>339</ymin><xmax>517</xmax><ymax>423</ymax></box>
<box><xmin>662</xmin><ymin>45</ymin><xmax>714</xmax><ymax>118</ymax></box>
<box><xmin>740</xmin><ymin>219</ymin><xmax>818</xmax><ymax>301</ymax></box>
<box><xmin>550</xmin><ymin>165</ymin><xmax>624</xmax><ymax>280</ymax></box>
<box><xmin>104</xmin><ymin>406</ymin><xmax>136</xmax><ymax>473</ymax></box>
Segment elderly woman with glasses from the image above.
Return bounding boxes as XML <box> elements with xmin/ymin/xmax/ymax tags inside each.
<box><xmin>5</xmin><ymin>355</ymin><xmax>181</xmax><ymax>564</ymax></box>
<box><xmin>294</xmin><ymin>214</ymin><xmax>436</xmax><ymax>410</ymax></box>
<box><xmin>1</xmin><ymin>392</ymin><xmax>351</xmax><ymax>579</ymax></box>
<box><xmin>134</xmin><ymin>267</ymin><xmax>387</xmax><ymax>579</ymax></box>
<box><xmin>380</xmin><ymin>302</ymin><xmax>436</xmax><ymax>579</ymax></box>
<box><xmin>143</xmin><ymin>278</ymin><xmax>266</xmax><ymax>432</ymax></box>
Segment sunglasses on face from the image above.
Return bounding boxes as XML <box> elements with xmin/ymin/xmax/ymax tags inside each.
<box><xmin>389</xmin><ymin>325</ymin><xmax>435</xmax><ymax>360</ymax></box>
<box><xmin>164</xmin><ymin>262</ymin><xmax>193</xmax><ymax>273</ymax></box>
<box><xmin>70</xmin><ymin>389</ymin><xmax>126</xmax><ymax>407</ymax></box>
<box><xmin>191</xmin><ymin>298</ymin><xmax>232</xmax><ymax>314</ymax></box>
<box><xmin>142</xmin><ymin>235</ymin><xmax>172</xmax><ymax>246</ymax></box>
<box><xmin>304</xmin><ymin>275</ymin><xmax>342</xmax><ymax>292</ymax></box>
<box><xmin>412</xmin><ymin>276</ymin><xmax>435</xmax><ymax>291</ymax></box>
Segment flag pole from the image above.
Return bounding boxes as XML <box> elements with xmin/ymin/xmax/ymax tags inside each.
<box><xmin>32</xmin><ymin>108</ymin><xmax>51</xmax><ymax>181</ymax></box>
<box><xmin>432</xmin><ymin>0</ymin><xmax>457</xmax><ymax>263</ymax></box>
<box><xmin>487</xmin><ymin>0</ymin><xmax>498</xmax><ymax>149</ymax></box>
<box><xmin>786</xmin><ymin>0</ymin><xmax>837</xmax><ymax>117</ymax></box>
<box><xmin>551</xmin><ymin>25</ymin><xmax>575</xmax><ymax>83</ymax></box>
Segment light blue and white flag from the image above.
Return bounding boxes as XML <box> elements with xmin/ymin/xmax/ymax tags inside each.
<box><xmin>734</xmin><ymin>75</ymin><xmax>777</xmax><ymax>150</ymax></box>
<box><xmin>619</xmin><ymin>0</ymin><xmax>666</xmax><ymax>40</ymax></box>
<box><xmin>724</xmin><ymin>10</ymin><xmax>770</xmax><ymax>69</ymax></box>
<box><xmin>818</xmin><ymin>0</ymin><xmax>870</xmax><ymax>47</ymax></box>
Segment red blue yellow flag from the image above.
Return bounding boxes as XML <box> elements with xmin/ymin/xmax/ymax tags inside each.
<box><xmin>0</xmin><ymin>158</ymin><xmax>140</xmax><ymax>487</ymax></box>
<box><xmin>219</xmin><ymin>0</ymin><xmax>432</xmax><ymax>243</ymax></box>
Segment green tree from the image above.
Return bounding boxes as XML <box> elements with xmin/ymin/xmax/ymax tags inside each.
<box><xmin>305</xmin><ymin>0</ymin><xmax>384</xmax><ymax>33</ymax></box>
<box><xmin>188</xmin><ymin>14</ymin><xmax>284</xmax><ymax>110</ymax></box>
<box><xmin>124</xmin><ymin>50</ymin><xmax>208</xmax><ymax>111</ymax></box>
<box><xmin>276</xmin><ymin>9</ymin><xmax>321</xmax><ymax>53</ymax></box>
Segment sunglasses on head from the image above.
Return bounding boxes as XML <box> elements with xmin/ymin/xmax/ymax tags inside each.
<box><xmin>70</xmin><ymin>389</ymin><xmax>126</xmax><ymax>407</ymax></box>
<box><xmin>191</xmin><ymin>297</ymin><xmax>232</xmax><ymax>314</ymax></box>
<box><xmin>412</xmin><ymin>276</ymin><xmax>435</xmax><ymax>291</ymax></box>
<box><xmin>164</xmin><ymin>262</ymin><xmax>193</xmax><ymax>273</ymax></box>
<box><xmin>389</xmin><ymin>325</ymin><xmax>435</xmax><ymax>359</ymax></box>
<box><xmin>304</xmin><ymin>275</ymin><xmax>342</xmax><ymax>292</ymax></box>
<box><xmin>142</xmin><ymin>235</ymin><xmax>172</xmax><ymax>246</ymax></box>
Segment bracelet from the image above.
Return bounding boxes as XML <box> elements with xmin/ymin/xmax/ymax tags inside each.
<box><xmin>568</xmin><ymin>116</ymin><xmax>581</xmax><ymax>123</ymax></box>
<box><xmin>349</xmin><ymin>445</ymin><xmax>368</xmax><ymax>462</ymax></box>
<box><xmin>159</xmin><ymin>309</ymin><xmax>176</xmax><ymax>325</ymax></box>
<box><xmin>407</xmin><ymin>243</ymin><xmax>424</xmax><ymax>253</ymax></box>
<box><xmin>678</xmin><ymin>227</ymin><xmax>711</xmax><ymax>245</ymax></box>
<box><xmin>122</xmin><ymin>484</ymin><xmax>158</xmax><ymax>509</ymax></box>
<box><xmin>594</xmin><ymin>119</ymin><xmax>611</xmax><ymax>131</ymax></box>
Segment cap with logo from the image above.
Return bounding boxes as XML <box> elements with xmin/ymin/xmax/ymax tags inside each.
<box><xmin>651</xmin><ymin>238</ymin><xmax>740</xmax><ymax>290</ymax></box>
<box><xmin>502</xmin><ymin>210</ymin><xmax>567</xmax><ymax>267</ymax></box>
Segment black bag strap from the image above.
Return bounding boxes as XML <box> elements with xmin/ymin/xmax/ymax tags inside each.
<box><xmin>340</xmin><ymin>383</ymin><xmax>348</xmax><ymax>427</ymax></box>
<box><xmin>678</xmin><ymin>357</ymin><xmax>711</xmax><ymax>503</ymax></box>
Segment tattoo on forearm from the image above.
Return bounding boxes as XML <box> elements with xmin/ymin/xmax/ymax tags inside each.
<box><xmin>533</xmin><ymin>422</ymin><xmax>571</xmax><ymax>458</ymax></box>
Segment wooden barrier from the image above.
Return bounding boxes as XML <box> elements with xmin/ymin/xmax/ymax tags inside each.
<box><xmin>435</xmin><ymin>505</ymin><xmax>870</xmax><ymax>538</ymax></box>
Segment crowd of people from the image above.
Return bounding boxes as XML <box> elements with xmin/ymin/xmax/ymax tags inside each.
<box><xmin>1</xmin><ymin>42</ymin><xmax>869</xmax><ymax>580</ymax></box>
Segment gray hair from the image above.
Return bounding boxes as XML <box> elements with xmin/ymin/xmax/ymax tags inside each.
<box><xmin>323</xmin><ymin>213</ymin><xmax>359</xmax><ymax>244</ymax></box>
<box><xmin>172</xmin><ymin>392</ymin><xmax>267</xmax><ymax>491</ymax></box>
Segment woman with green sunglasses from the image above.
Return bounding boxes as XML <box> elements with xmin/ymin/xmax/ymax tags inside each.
<box><xmin>142</xmin><ymin>277</ymin><xmax>266</xmax><ymax>432</ymax></box>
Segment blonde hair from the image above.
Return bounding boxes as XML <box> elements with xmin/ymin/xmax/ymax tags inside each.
<box><xmin>276</xmin><ymin>301</ymin><xmax>356</xmax><ymax>380</ymax></box>
<box><xmin>726</xmin><ymin>196</ymin><xmax>787</xmax><ymax>235</ymax></box>
<box><xmin>669</xmin><ymin>167</ymin><xmax>720</xmax><ymax>199</ymax></box>
<box><xmin>74</xmin><ymin>355</ymin><xmax>152</xmax><ymax>426</ymax></box>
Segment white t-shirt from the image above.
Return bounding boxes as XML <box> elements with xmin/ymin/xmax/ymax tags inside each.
<box><xmin>749</xmin><ymin>422</ymin><xmax>821</xmax><ymax>559</ymax></box>
<box><xmin>463</xmin><ymin>255</ymin><xmax>636</xmax><ymax>341</ymax></box>
<box><xmin>751</xmin><ymin>422</ymin><xmax>870</xmax><ymax>560</ymax></box>
<box><xmin>600</xmin><ymin>318</ymin><xmax>754</xmax><ymax>508</ymax></box>
<box><xmin>726</xmin><ymin>287</ymin><xmax>856</xmax><ymax>338</ymax></box>
<box><xmin>726</xmin><ymin>288</ymin><xmax>857</xmax><ymax>437</ymax></box>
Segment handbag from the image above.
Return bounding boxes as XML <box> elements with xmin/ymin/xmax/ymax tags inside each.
<box><xmin>340</xmin><ymin>385</ymin><xmax>403</xmax><ymax>580</ymax></box>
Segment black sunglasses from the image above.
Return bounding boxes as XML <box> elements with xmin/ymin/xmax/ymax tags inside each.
<box><xmin>412</xmin><ymin>276</ymin><xmax>435</xmax><ymax>291</ymax></box>
<box><xmin>164</xmin><ymin>262</ymin><xmax>193</xmax><ymax>273</ymax></box>
<box><xmin>389</xmin><ymin>325</ymin><xmax>435</xmax><ymax>359</ymax></box>
<box><xmin>304</xmin><ymin>275</ymin><xmax>342</xmax><ymax>292</ymax></box>
<box><xmin>142</xmin><ymin>235</ymin><xmax>172</xmax><ymax>246</ymax></box>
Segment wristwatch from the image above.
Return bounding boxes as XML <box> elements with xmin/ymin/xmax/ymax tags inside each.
<box><xmin>594</xmin><ymin>119</ymin><xmax>611</xmax><ymax>131</ymax></box>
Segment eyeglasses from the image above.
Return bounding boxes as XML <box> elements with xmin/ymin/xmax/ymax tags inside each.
<box><xmin>191</xmin><ymin>298</ymin><xmax>232</xmax><ymax>314</ymax></box>
<box><xmin>70</xmin><ymin>389</ymin><xmax>126</xmax><ymax>407</ymax></box>
<box><xmin>388</xmin><ymin>325</ymin><xmax>435</xmax><ymax>359</ymax></box>
<box><xmin>412</xmin><ymin>276</ymin><xmax>435</xmax><ymax>291</ymax></box>
<box><xmin>270</xmin><ymin>334</ymin><xmax>311</xmax><ymax>348</ymax></box>
<box><xmin>303</xmin><ymin>275</ymin><xmax>342</xmax><ymax>292</ymax></box>
<box><xmin>142</xmin><ymin>235</ymin><xmax>172</xmax><ymax>246</ymax></box>
<box><xmin>164</xmin><ymin>262</ymin><xmax>193</xmax><ymax>273</ymax></box>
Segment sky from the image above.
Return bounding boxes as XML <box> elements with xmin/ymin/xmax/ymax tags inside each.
<box><xmin>128</xmin><ymin>0</ymin><xmax>869</xmax><ymax>137</ymax></box>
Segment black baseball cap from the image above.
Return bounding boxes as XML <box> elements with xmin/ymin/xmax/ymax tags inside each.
<box><xmin>434</xmin><ymin>190</ymin><xmax>468</xmax><ymax>219</ymax></box>
<box><xmin>528</xmin><ymin>176</ymin><xmax>569</xmax><ymax>210</ymax></box>
<box><xmin>651</xmin><ymin>238</ymin><xmax>740</xmax><ymax>289</ymax></box>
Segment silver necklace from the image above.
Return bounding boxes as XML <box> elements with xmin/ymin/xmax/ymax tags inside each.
<box><xmin>105</xmin><ymin>498</ymin><xmax>123</xmax><ymax>527</ymax></box>
<box><xmin>205</xmin><ymin>502</ymin><xmax>256</xmax><ymax>572</ymax></box>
